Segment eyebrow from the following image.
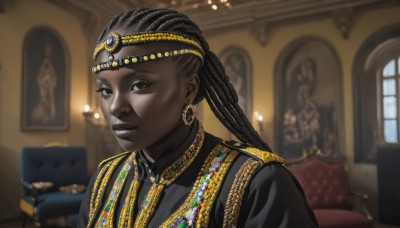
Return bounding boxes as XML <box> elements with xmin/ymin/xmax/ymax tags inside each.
<box><xmin>96</xmin><ymin>69</ymin><xmax>156</xmax><ymax>82</ymax></box>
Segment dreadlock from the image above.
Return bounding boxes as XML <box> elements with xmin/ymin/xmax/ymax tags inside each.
<box><xmin>96</xmin><ymin>8</ymin><xmax>273</xmax><ymax>152</ymax></box>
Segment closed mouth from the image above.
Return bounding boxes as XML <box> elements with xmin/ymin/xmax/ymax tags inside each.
<box><xmin>112</xmin><ymin>123</ymin><xmax>138</xmax><ymax>138</ymax></box>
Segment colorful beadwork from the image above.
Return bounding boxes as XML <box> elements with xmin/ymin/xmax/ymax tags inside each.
<box><xmin>88</xmin><ymin>155</ymin><xmax>128</xmax><ymax>227</ymax></box>
<box><xmin>93</xmin><ymin>153</ymin><xmax>138</xmax><ymax>228</ymax></box>
<box><xmin>93</xmin><ymin>32</ymin><xmax>204</xmax><ymax>60</ymax></box>
<box><xmin>92</xmin><ymin>48</ymin><xmax>203</xmax><ymax>74</ymax></box>
<box><xmin>160</xmin><ymin>145</ymin><xmax>238</xmax><ymax>228</ymax></box>
<box><xmin>118</xmin><ymin>177</ymin><xmax>140</xmax><ymax>228</ymax></box>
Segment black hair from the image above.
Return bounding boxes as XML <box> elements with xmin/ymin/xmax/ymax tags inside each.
<box><xmin>96</xmin><ymin>8</ymin><xmax>273</xmax><ymax>152</ymax></box>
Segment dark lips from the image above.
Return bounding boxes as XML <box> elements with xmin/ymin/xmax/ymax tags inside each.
<box><xmin>112</xmin><ymin>123</ymin><xmax>138</xmax><ymax>139</ymax></box>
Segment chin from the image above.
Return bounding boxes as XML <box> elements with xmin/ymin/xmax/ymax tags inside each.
<box><xmin>116</xmin><ymin>138</ymin><xmax>141</xmax><ymax>152</ymax></box>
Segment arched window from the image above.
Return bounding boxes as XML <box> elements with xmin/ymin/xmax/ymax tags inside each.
<box><xmin>379</xmin><ymin>54</ymin><xmax>400</xmax><ymax>144</ymax></box>
<box><xmin>353</xmin><ymin>24</ymin><xmax>400</xmax><ymax>163</ymax></box>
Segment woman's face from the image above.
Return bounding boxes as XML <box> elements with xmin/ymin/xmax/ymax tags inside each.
<box><xmin>95</xmin><ymin>36</ymin><xmax>197</xmax><ymax>151</ymax></box>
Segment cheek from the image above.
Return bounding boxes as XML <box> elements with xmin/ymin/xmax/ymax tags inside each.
<box><xmin>133</xmin><ymin>92</ymin><xmax>183</xmax><ymax>122</ymax></box>
<box><xmin>100</xmin><ymin>99</ymin><xmax>112</xmax><ymax>122</ymax></box>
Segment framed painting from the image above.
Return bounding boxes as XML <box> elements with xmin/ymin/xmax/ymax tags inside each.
<box><xmin>274</xmin><ymin>37</ymin><xmax>344</xmax><ymax>162</ymax></box>
<box><xmin>219</xmin><ymin>46</ymin><xmax>253</xmax><ymax>118</ymax></box>
<box><xmin>21</xmin><ymin>26</ymin><xmax>70</xmax><ymax>131</ymax></box>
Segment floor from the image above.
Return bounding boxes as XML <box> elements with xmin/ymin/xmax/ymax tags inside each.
<box><xmin>0</xmin><ymin>218</ymin><xmax>399</xmax><ymax>228</ymax></box>
<box><xmin>0</xmin><ymin>216</ymin><xmax>74</xmax><ymax>228</ymax></box>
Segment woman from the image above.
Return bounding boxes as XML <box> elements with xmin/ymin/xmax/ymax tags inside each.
<box><xmin>78</xmin><ymin>8</ymin><xmax>317</xmax><ymax>228</ymax></box>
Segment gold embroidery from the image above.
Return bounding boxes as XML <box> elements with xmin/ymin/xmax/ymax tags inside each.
<box><xmin>223</xmin><ymin>158</ymin><xmax>261</xmax><ymax>228</ymax></box>
<box><xmin>97</xmin><ymin>151</ymin><xmax>131</xmax><ymax>168</ymax></box>
<box><xmin>241</xmin><ymin>147</ymin><xmax>284</xmax><ymax>164</ymax></box>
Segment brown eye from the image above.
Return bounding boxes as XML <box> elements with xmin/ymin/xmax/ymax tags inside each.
<box><xmin>129</xmin><ymin>80</ymin><xmax>151</xmax><ymax>92</ymax></box>
<box><xmin>95</xmin><ymin>87</ymin><xmax>113</xmax><ymax>96</ymax></box>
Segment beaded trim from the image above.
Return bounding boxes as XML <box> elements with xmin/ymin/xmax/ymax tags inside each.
<box><xmin>93</xmin><ymin>32</ymin><xmax>204</xmax><ymax>60</ymax></box>
<box><xmin>94</xmin><ymin>153</ymin><xmax>138</xmax><ymax>228</ymax></box>
<box><xmin>223</xmin><ymin>158</ymin><xmax>261</xmax><ymax>228</ymax></box>
<box><xmin>134</xmin><ymin>183</ymin><xmax>165</xmax><ymax>227</ymax></box>
<box><xmin>91</xmin><ymin>48</ymin><xmax>203</xmax><ymax>73</ymax></box>
<box><xmin>88</xmin><ymin>155</ymin><xmax>127</xmax><ymax>227</ymax></box>
<box><xmin>133</xmin><ymin>125</ymin><xmax>205</xmax><ymax>227</ymax></box>
<box><xmin>117</xmin><ymin>176</ymin><xmax>140</xmax><ymax>228</ymax></box>
<box><xmin>160</xmin><ymin>145</ymin><xmax>238</xmax><ymax>228</ymax></box>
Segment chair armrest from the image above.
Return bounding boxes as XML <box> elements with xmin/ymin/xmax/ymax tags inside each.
<box><xmin>21</xmin><ymin>180</ymin><xmax>38</xmax><ymax>207</ymax></box>
<box><xmin>350</xmin><ymin>190</ymin><xmax>374</xmax><ymax>222</ymax></box>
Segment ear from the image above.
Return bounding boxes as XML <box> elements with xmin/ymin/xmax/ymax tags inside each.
<box><xmin>184</xmin><ymin>73</ymin><xmax>200</xmax><ymax>104</ymax></box>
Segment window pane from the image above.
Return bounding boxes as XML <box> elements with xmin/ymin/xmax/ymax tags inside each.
<box><xmin>383</xmin><ymin>59</ymin><xmax>395</xmax><ymax>77</ymax></box>
<box><xmin>384</xmin><ymin>120</ymin><xmax>398</xmax><ymax>143</ymax></box>
<box><xmin>383</xmin><ymin>79</ymin><xmax>396</xmax><ymax>96</ymax></box>
<box><xmin>383</xmin><ymin>96</ymin><xmax>397</xmax><ymax>118</ymax></box>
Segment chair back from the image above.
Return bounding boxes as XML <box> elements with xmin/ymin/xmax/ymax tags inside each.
<box><xmin>20</xmin><ymin>147</ymin><xmax>88</xmax><ymax>193</ymax></box>
<box><xmin>288</xmin><ymin>155</ymin><xmax>352</xmax><ymax>210</ymax></box>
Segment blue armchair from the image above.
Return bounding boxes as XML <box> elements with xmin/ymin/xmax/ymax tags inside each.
<box><xmin>19</xmin><ymin>146</ymin><xmax>88</xmax><ymax>227</ymax></box>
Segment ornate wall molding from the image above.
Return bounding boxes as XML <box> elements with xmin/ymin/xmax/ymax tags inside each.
<box><xmin>333</xmin><ymin>8</ymin><xmax>353</xmax><ymax>39</ymax></box>
<box><xmin>250</xmin><ymin>20</ymin><xmax>270</xmax><ymax>47</ymax></box>
<box><xmin>47</xmin><ymin>0</ymin><xmax>399</xmax><ymax>47</ymax></box>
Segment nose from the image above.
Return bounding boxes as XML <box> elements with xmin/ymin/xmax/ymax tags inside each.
<box><xmin>109</xmin><ymin>92</ymin><xmax>132</xmax><ymax>117</ymax></box>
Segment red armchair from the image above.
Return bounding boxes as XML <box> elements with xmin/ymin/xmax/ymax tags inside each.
<box><xmin>287</xmin><ymin>152</ymin><xmax>373</xmax><ymax>228</ymax></box>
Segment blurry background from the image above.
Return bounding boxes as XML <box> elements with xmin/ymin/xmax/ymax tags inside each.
<box><xmin>0</xmin><ymin>0</ymin><xmax>399</xmax><ymax>226</ymax></box>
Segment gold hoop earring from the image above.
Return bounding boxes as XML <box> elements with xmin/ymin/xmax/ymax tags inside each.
<box><xmin>182</xmin><ymin>103</ymin><xmax>195</xmax><ymax>126</ymax></box>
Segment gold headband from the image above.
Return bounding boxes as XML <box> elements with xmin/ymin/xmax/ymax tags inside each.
<box><xmin>92</xmin><ymin>48</ymin><xmax>203</xmax><ymax>74</ymax></box>
<box><xmin>93</xmin><ymin>32</ymin><xmax>204</xmax><ymax>60</ymax></box>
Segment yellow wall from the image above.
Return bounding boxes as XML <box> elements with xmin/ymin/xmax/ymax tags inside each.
<box><xmin>201</xmin><ymin>6</ymin><xmax>400</xmax><ymax>217</ymax></box>
<box><xmin>0</xmin><ymin>0</ymin><xmax>89</xmax><ymax>220</ymax></box>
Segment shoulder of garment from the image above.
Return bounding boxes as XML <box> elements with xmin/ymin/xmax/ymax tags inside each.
<box><xmin>221</xmin><ymin>140</ymin><xmax>285</xmax><ymax>165</ymax></box>
<box><xmin>97</xmin><ymin>151</ymin><xmax>132</xmax><ymax>168</ymax></box>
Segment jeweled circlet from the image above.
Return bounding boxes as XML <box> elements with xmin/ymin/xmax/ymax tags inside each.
<box><xmin>93</xmin><ymin>32</ymin><xmax>204</xmax><ymax>60</ymax></box>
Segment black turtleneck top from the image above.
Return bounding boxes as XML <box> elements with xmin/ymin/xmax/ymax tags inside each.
<box><xmin>78</xmin><ymin>122</ymin><xmax>317</xmax><ymax>227</ymax></box>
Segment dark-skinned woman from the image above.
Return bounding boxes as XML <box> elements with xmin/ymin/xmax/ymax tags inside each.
<box><xmin>78</xmin><ymin>8</ymin><xmax>318</xmax><ymax>228</ymax></box>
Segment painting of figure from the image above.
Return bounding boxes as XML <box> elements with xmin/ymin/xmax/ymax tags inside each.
<box><xmin>275</xmin><ymin>38</ymin><xmax>343</xmax><ymax>161</ymax></box>
<box><xmin>22</xmin><ymin>26</ymin><xmax>69</xmax><ymax>131</ymax></box>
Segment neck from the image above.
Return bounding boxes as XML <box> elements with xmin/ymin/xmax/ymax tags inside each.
<box><xmin>142</xmin><ymin>120</ymin><xmax>198</xmax><ymax>163</ymax></box>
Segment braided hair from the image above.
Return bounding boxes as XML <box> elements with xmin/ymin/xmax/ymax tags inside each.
<box><xmin>96</xmin><ymin>8</ymin><xmax>273</xmax><ymax>152</ymax></box>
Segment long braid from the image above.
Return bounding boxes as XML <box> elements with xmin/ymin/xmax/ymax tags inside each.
<box><xmin>96</xmin><ymin>8</ymin><xmax>273</xmax><ymax>152</ymax></box>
